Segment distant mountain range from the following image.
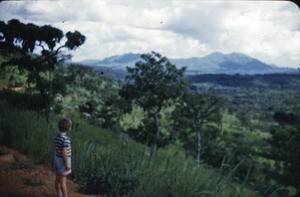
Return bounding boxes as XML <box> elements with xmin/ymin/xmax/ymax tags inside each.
<box><xmin>76</xmin><ymin>52</ymin><xmax>298</xmax><ymax>75</ymax></box>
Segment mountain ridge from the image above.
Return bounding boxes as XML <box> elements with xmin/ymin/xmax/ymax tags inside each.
<box><xmin>75</xmin><ymin>52</ymin><xmax>298</xmax><ymax>75</ymax></box>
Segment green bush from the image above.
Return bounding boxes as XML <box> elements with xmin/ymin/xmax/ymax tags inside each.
<box><xmin>0</xmin><ymin>90</ymin><xmax>44</xmax><ymax>111</ymax></box>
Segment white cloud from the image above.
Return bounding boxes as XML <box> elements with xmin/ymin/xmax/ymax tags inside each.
<box><xmin>0</xmin><ymin>0</ymin><xmax>299</xmax><ymax>68</ymax></box>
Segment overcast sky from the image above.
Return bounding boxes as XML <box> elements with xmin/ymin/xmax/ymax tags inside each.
<box><xmin>0</xmin><ymin>0</ymin><xmax>299</xmax><ymax>68</ymax></box>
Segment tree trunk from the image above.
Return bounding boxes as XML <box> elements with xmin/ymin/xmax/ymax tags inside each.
<box><xmin>196</xmin><ymin>120</ymin><xmax>201</xmax><ymax>167</ymax></box>
<box><xmin>45</xmin><ymin>99</ymin><xmax>52</xmax><ymax>130</ymax></box>
<box><xmin>40</xmin><ymin>89</ymin><xmax>52</xmax><ymax>130</ymax></box>
<box><xmin>151</xmin><ymin>112</ymin><xmax>160</xmax><ymax>159</ymax></box>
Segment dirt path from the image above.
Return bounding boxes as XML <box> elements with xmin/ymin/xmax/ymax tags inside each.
<box><xmin>0</xmin><ymin>146</ymin><xmax>101</xmax><ymax>197</ymax></box>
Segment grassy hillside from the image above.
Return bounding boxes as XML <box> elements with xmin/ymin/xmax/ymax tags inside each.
<box><xmin>0</xmin><ymin>100</ymin><xmax>258</xmax><ymax>196</ymax></box>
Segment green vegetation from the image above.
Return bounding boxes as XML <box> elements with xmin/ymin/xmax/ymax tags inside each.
<box><xmin>0</xmin><ymin>101</ymin><xmax>258</xmax><ymax>196</ymax></box>
<box><xmin>172</xmin><ymin>93</ymin><xmax>222</xmax><ymax>166</ymax></box>
<box><xmin>1</xmin><ymin>19</ymin><xmax>299</xmax><ymax>196</ymax></box>
<box><xmin>120</xmin><ymin>51</ymin><xmax>189</xmax><ymax>157</ymax></box>
<box><xmin>190</xmin><ymin>74</ymin><xmax>300</xmax><ymax>196</ymax></box>
<box><xmin>0</xmin><ymin>19</ymin><xmax>85</xmax><ymax>124</ymax></box>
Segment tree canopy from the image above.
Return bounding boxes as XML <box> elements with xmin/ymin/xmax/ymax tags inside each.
<box><xmin>120</xmin><ymin>51</ymin><xmax>190</xmax><ymax>156</ymax></box>
<box><xmin>172</xmin><ymin>92</ymin><xmax>222</xmax><ymax>166</ymax></box>
<box><xmin>0</xmin><ymin>19</ymin><xmax>86</xmax><ymax>123</ymax></box>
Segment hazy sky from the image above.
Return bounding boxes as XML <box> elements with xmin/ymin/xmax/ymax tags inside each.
<box><xmin>0</xmin><ymin>0</ymin><xmax>299</xmax><ymax>68</ymax></box>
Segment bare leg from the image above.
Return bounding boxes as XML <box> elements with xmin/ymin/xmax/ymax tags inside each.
<box><xmin>55</xmin><ymin>173</ymin><xmax>63</xmax><ymax>197</ymax></box>
<box><xmin>60</xmin><ymin>175</ymin><xmax>68</xmax><ymax>197</ymax></box>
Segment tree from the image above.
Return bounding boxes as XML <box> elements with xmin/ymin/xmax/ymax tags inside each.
<box><xmin>0</xmin><ymin>19</ymin><xmax>85</xmax><ymax>124</ymax></box>
<box><xmin>120</xmin><ymin>51</ymin><xmax>189</xmax><ymax>157</ymax></box>
<box><xmin>65</xmin><ymin>64</ymin><xmax>95</xmax><ymax>84</ymax></box>
<box><xmin>58</xmin><ymin>63</ymin><xmax>130</xmax><ymax>130</ymax></box>
<box><xmin>172</xmin><ymin>92</ymin><xmax>222</xmax><ymax>166</ymax></box>
<box><xmin>98</xmin><ymin>91</ymin><xmax>131</xmax><ymax>130</ymax></box>
<box><xmin>267</xmin><ymin>112</ymin><xmax>300</xmax><ymax>196</ymax></box>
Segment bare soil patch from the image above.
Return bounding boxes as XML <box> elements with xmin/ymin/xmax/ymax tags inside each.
<box><xmin>0</xmin><ymin>146</ymin><xmax>101</xmax><ymax>197</ymax></box>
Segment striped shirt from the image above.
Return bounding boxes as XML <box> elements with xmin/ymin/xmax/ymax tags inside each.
<box><xmin>54</xmin><ymin>133</ymin><xmax>71</xmax><ymax>158</ymax></box>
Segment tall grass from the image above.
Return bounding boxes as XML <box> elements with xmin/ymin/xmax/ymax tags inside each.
<box><xmin>0</xmin><ymin>100</ymin><xmax>258</xmax><ymax>197</ymax></box>
<box><xmin>0</xmin><ymin>101</ymin><xmax>53</xmax><ymax>164</ymax></box>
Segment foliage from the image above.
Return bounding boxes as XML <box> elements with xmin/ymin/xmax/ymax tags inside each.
<box><xmin>0</xmin><ymin>89</ymin><xmax>44</xmax><ymax>112</ymax></box>
<box><xmin>1</xmin><ymin>19</ymin><xmax>299</xmax><ymax>195</ymax></box>
<box><xmin>172</xmin><ymin>92</ymin><xmax>222</xmax><ymax>166</ymax></box>
<box><xmin>192</xmin><ymin>74</ymin><xmax>300</xmax><ymax>133</ymax></box>
<box><xmin>266</xmin><ymin>113</ymin><xmax>300</xmax><ymax>196</ymax></box>
<box><xmin>0</xmin><ymin>100</ymin><xmax>258</xmax><ymax>197</ymax></box>
<box><xmin>0</xmin><ymin>19</ymin><xmax>85</xmax><ymax>123</ymax></box>
<box><xmin>55</xmin><ymin>63</ymin><xmax>129</xmax><ymax>130</ymax></box>
<box><xmin>125</xmin><ymin>116</ymin><xmax>172</xmax><ymax>149</ymax></box>
<box><xmin>273</xmin><ymin>111</ymin><xmax>298</xmax><ymax>125</ymax></box>
<box><xmin>189</xmin><ymin>74</ymin><xmax>300</xmax><ymax>196</ymax></box>
<box><xmin>120</xmin><ymin>51</ymin><xmax>190</xmax><ymax>156</ymax></box>
<box><xmin>188</xmin><ymin>74</ymin><xmax>300</xmax><ymax>88</ymax></box>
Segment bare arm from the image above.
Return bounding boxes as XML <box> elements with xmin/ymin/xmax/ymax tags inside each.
<box><xmin>62</xmin><ymin>147</ymin><xmax>71</xmax><ymax>170</ymax></box>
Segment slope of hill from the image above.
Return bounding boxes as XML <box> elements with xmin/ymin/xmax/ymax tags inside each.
<box><xmin>0</xmin><ymin>146</ymin><xmax>99</xmax><ymax>197</ymax></box>
<box><xmin>76</xmin><ymin>52</ymin><xmax>297</xmax><ymax>76</ymax></box>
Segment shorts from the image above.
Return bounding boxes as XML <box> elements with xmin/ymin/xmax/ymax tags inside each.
<box><xmin>54</xmin><ymin>156</ymin><xmax>72</xmax><ymax>175</ymax></box>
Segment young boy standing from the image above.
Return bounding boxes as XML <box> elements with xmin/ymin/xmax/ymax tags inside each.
<box><xmin>54</xmin><ymin>117</ymin><xmax>72</xmax><ymax>197</ymax></box>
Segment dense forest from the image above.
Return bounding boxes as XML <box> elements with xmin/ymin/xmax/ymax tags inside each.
<box><xmin>1</xmin><ymin>19</ymin><xmax>300</xmax><ymax>197</ymax></box>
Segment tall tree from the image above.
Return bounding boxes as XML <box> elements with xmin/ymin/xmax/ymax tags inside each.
<box><xmin>120</xmin><ymin>51</ymin><xmax>189</xmax><ymax>157</ymax></box>
<box><xmin>172</xmin><ymin>92</ymin><xmax>222</xmax><ymax>166</ymax></box>
<box><xmin>0</xmin><ymin>19</ymin><xmax>85</xmax><ymax>124</ymax></box>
